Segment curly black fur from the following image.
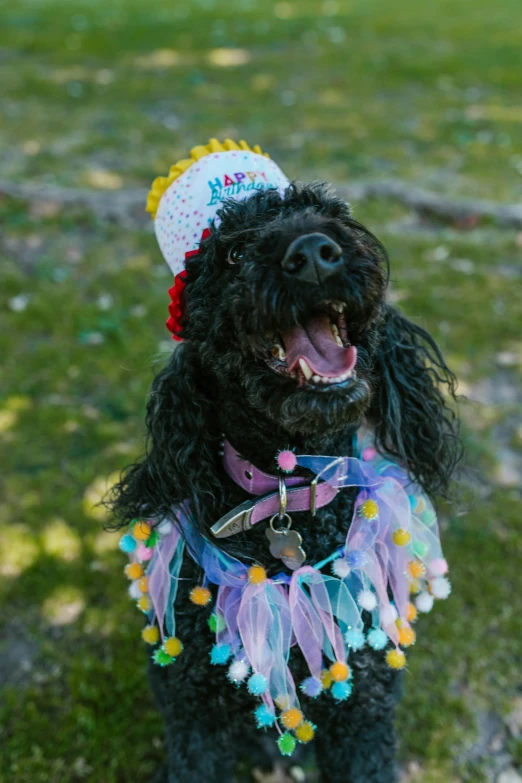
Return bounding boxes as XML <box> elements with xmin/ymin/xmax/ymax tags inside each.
<box><xmin>108</xmin><ymin>183</ymin><xmax>461</xmax><ymax>783</ymax></box>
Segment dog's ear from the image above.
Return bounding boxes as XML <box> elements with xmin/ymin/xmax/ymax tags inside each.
<box><xmin>368</xmin><ymin>305</ymin><xmax>461</xmax><ymax>497</ymax></box>
<box><xmin>108</xmin><ymin>342</ymin><xmax>223</xmax><ymax>530</ymax></box>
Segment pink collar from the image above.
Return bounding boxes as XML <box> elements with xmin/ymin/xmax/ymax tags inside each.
<box><xmin>210</xmin><ymin>440</ymin><xmax>338</xmax><ymax>539</ymax></box>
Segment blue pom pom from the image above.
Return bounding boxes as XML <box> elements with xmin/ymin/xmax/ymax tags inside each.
<box><xmin>300</xmin><ymin>676</ymin><xmax>323</xmax><ymax>698</ymax></box>
<box><xmin>367</xmin><ymin>628</ymin><xmax>388</xmax><ymax>651</ymax></box>
<box><xmin>331</xmin><ymin>680</ymin><xmax>353</xmax><ymax>702</ymax></box>
<box><xmin>346</xmin><ymin>549</ymin><xmax>366</xmax><ymax>569</ymax></box>
<box><xmin>408</xmin><ymin>494</ymin><xmax>417</xmax><ymax>510</ymax></box>
<box><xmin>254</xmin><ymin>703</ymin><xmax>275</xmax><ymax>728</ymax></box>
<box><xmin>119</xmin><ymin>534</ymin><xmax>136</xmax><ymax>553</ymax></box>
<box><xmin>247</xmin><ymin>672</ymin><xmax>268</xmax><ymax>696</ymax></box>
<box><xmin>344</xmin><ymin>628</ymin><xmax>366</xmax><ymax>651</ymax></box>
<box><xmin>210</xmin><ymin>643</ymin><xmax>232</xmax><ymax>665</ymax></box>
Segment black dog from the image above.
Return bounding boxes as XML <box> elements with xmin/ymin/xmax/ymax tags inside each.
<box><xmin>111</xmin><ymin>182</ymin><xmax>460</xmax><ymax>783</ymax></box>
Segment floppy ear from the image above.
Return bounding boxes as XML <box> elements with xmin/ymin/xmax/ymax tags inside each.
<box><xmin>108</xmin><ymin>342</ymin><xmax>223</xmax><ymax>530</ymax></box>
<box><xmin>368</xmin><ymin>305</ymin><xmax>462</xmax><ymax>497</ymax></box>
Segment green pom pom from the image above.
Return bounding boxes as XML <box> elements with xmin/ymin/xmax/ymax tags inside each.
<box><xmin>145</xmin><ymin>530</ymin><xmax>160</xmax><ymax>548</ymax></box>
<box><xmin>277</xmin><ymin>732</ymin><xmax>296</xmax><ymax>757</ymax></box>
<box><xmin>413</xmin><ymin>541</ymin><xmax>428</xmax><ymax>558</ymax></box>
<box><xmin>153</xmin><ymin>649</ymin><xmax>174</xmax><ymax>667</ymax></box>
<box><xmin>208</xmin><ymin>613</ymin><xmax>226</xmax><ymax>633</ymax></box>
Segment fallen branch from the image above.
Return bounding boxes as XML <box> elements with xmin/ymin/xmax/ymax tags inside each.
<box><xmin>1</xmin><ymin>178</ymin><xmax>521</xmax><ymax>229</ymax></box>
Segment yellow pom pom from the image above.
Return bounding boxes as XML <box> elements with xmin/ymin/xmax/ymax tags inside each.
<box><xmin>408</xmin><ymin>561</ymin><xmax>426</xmax><ymax>578</ymax></box>
<box><xmin>407</xmin><ymin>602</ymin><xmax>418</xmax><ymax>623</ymax></box>
<box><xmin>125</xmin><ymin>562</ymin><xmax>144</xmax><ymax>580</ymax></box>
<box><xmin>409</xmin><ymin>578</ymin><xmax>421</xmax><ymax>595</ymax></box>
<box><xmin>320</xmin><ymin>669</ymin><xmax>333</xmax><ymax>690</ymax></box>
<box><xmin>137</xmin><ymin>595</ymin><xmax>152</xmax><ymax>612</ymax></box>
<box><xmin>190</xmin><ymin>585</ymin><xmax>212</xmax><ymax>606</ymax></box>
<box><xmin>398</xmin><ymin>626</ymin><xmax>416</xmax><ymax>647</ymax></box>
<box><xmin>163</xmin><ymin>636</ymin><xmax>183</xmax><ymax>657</ymax></box>
<box><xmin>138</xmin><ymin>576</ymin><xmax>148</xmax><ymax>593</ymax></box>
<box><xmin>280</xmin><ymin>708</ymin><xmax>303</xmax><ymax>730</ymax></box>
<box><xmin>133</xmin><ymin>521</ymin><xmax>151</xmax><ymax>541</ymax></box>
<box><xmin>329</xmin><ymin>661</ymin><xmax>350</xmax><ymax>682</ymax></box>
<box><xmin>392</xmin><ymin>528</ymin><xmax>411</xmax><ymax>547</ymax></box>
<box><xmin>248</xmin><ymin>565</ymin><xmax>267</xmax><ymax>585</ymax></box>
<box><xmin>295</xmin><ymin>720</ymin><xmax>315</xmax><ymax>743</ymax></box>
<box><xmin>142</xmin><ymin>625</ymin><xmax>160</xmax><ymax>645</ymax></box>
<box><xmin>386</xmin><ymin>649</ymin><xmax>406</xmax><ymax>669</ymax></box>
<box><xmin>415</xmin><ymin>497</ymin><xmax>426</xmax><ymax>513</ymax></box>
<box><xmin>359</xmin><ymin>499</ymin><xmax>379</xmax><ymax>520</ymax></box>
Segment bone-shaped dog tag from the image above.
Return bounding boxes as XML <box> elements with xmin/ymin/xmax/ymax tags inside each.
<box><xmin>266</xmin><ymin>525</ymin><xmax>306</xmax><ymax>571</ymax></box>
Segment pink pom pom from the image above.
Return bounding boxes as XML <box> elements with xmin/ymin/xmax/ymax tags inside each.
<box><xmin>137</xmin><ymin>543</ymin><xmax>153</xmax><ymax>561</ymax></box>
<box><xmin>362</xmin><ymin>447</ymin><xmax>377</xmax><ymax>462</ymax></box>
<box><xmin>277</xmin><ymin>450</ymin><xmax>297</xmax><ymax>473</ymax></box>
<box><xmin>429</xmin><ymin>558</ymin><xmax>448</xmax><ymax>577</ymax></box>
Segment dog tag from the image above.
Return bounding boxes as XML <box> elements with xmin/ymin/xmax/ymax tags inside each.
<box><xmin>266</xmin><ymin>519</ymin><xmax>306</xmax><ymax>571</ymax></box>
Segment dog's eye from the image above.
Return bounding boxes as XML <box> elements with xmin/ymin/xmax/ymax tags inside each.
<box><xmin>227</xmin><ymin>245</ymin><xmax>244</xmax><ymax>265</ymax></box>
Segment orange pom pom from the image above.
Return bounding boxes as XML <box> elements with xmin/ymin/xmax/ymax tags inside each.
<box><xmin>125</xmin><ymin>562</ymin><xmax>144</xmax><ymax>580</ymax></box>
<box><xmin>408</xmin><ymin>561</ymin><xmax>426</xmax><ymax>578</ymax></box>
<box><xmin>398</xmin><ymin>626</ymin><xmax>416</xmax><ymax>647</ymax></box>
<box><xmin>142</xmin><ymin>624</ymin><xmax>160</xmax><ymax>644</ymax></box>
<box><xmin>138</xmin><ymin>576</ymin><xmax>148</xmax><ymax>593</ymax></box>
<box><xmin>295</xmin><ymin>720</ymin><xmax>315</xmax><ymax>743</ymax></box>
<box><xmin>329</xmin><ymin>661</ymin><xmax>350</xmax><ymax>682</ymax></box>
<box><xmin>320</xmin><ymin>669</ymin><xmax>333</xmax><ymax>690</ymax></box>
<box><xmin>137</xmin><ymin>595</ymin><xmax>152</xmax><ymax>612</ymax></box>
<box><xmin>248</xmin><ymin>565</ymin><xmax>267</xmax><ymax>585</ymax></box>
<box><xmin>407</xmin><ymin>602</ymin><xmax>418</xmax><ymax>623</ymax></box>
<box><xmin>163</xmin><ymin>636</ymin><xmax>183</xmax><ymax>657</ymax></box>
<box><xmin>133</xmin><ymin>521</ymin><xmax>151</xmax><ymax>541</ymax></box>
<box><xmin>280</xmin><ymin>708</ymin><xmax>303</xmax><ymax>730</ymax></box>
<box><xmin>190</xmin><ymin>585</ymin><xmax>212</xmax><ymax>606</ymax></box>
<box><xmin>386</xmin><ymin>649</ymin><xmax>406</xmax><ymax>669</ymax></box>
<box><xmin>392</xmin><ymin>528</ymin><xmax>411</xmax><ymax>547</ymax></box>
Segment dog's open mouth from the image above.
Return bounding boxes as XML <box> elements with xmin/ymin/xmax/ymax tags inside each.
<box><xmin>267</xmin><ymin>301</ymin><xmax>357</xmax><ymax>388</ymax></box>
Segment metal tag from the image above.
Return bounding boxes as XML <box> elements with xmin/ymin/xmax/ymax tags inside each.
<box><xmin>266</xmin><ymin>525</ymin><xmax>306</xmax><ymax>571</ymax></box>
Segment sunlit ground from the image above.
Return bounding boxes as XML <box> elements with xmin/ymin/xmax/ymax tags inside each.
<box><xmin>1</xmin><ymin>1</ymin><xmax>521</xmax><ymax>781</ymax></box>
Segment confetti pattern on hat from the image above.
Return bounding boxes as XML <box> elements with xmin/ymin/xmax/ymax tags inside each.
<box><xmin>147</xmin><ymin>138</ymin><xmax>290</xmax><ymax>276</ymax></box>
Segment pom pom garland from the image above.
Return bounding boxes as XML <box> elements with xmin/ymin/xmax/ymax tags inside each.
<box><xmin>359</xmin><ymin>499</ymin><xmax>379</xmax><ymax>520</ymax></box>
<box><xmin>157</xmin><ymin>519</ymin><xmax>173</xmax><ymax>535</ymax></box>
<box><xmin>248</xmin><ymin>672</ymin><xmax>268</xmax><ymax>696</ymax></box>
<box><xmin>128</xmin><ymin>581</ymin><xmax>143</xmax><ymax>600</ymax></box>
<box><xmin>136</xmin><ymin>543</ymin><xmax>153</xmax><ymax>561</ymax></box>
<box><xmin>344</xmin><ymin>628</ymin><xmax>366</xmax><ymax>651</ymax></box>
<box><xmin>138</xmin><ymin>576</ymin><xmax>148</xmax><ymax>593</ymax></box>
<box><xmin>275</xmin><ymin>694</ymin><xmax>291</xmax><ymax>710</ymax></box>
<box><xmin>380</xmin><ymin>604</ymin><xmax>398</xmax><ymax>626</ymax></box>
<box><xmin>415</xmin><ymin>591</ymin><xmax>434</xmax><ymax>613</ymax></box>
<box><xmin>329</xmin><ymin>661</ymin><xmax>350</xmax><ymax>682</ymax></box>
<box><xmin>398</xmin><ymin>626</ymin><xmax>416</xmax><ymax>647</ymax></box>
<box><xmin>430</xmin><ymin>576</ymin><xmax>451</xmax><ymax>599</ymax></box>
<box><xmin>137</xmin><ymin>595</ymin><xmax>152</xmax><ymax>612</ymax></box>
<box><xmin>362</xmin><ymin>446</ymin><xmax>377</xmax><ymax>461</ymax></box>
<box><xmin>392</xmin><ymin>528</ymin><xmax>411</xmax><ymax>547</ymax></box>
<box><xmin>277</xmin><ymin>733</ymin><xmax>297</xmax><ymax>757</ymax></box>
<box><xmin>357</xmin><ymin>589</ymin><xmax>377</xmax><ymax>612</ymax></box>
<box><xmin>208</xmin><ymin>613</ymin><xmax>226</xmax><ymax>633</ymax></box>
<box><xmin>300</xmin><ymin>676</ymin><xmax>323</xmax><ymax>698</ymax></box>
<box><xmin>163</xmin><ymin>636</ymin><xmax>183</xmax><ymax>658</ymax></box>
<box><xmin>408</xmin><ymin>561</ymin><xmax>426</xmax><ymax>579</ymax></box>
<box><xmin>210</xmin><ymin>643</ymin><xmax>232</xmax><ymax>665</ymax></box>
<box><xmin>132</xmin><ymin>520</ymin><xmax>151</xmax><ymax>541</ymax></box>
<box><xmin>367</xmin><ymin>628</ymin><xmax>388</xmax><ymax>650</ymax></box>
<box><xmin>429</xmin><ymin>558</ymin><xmax>449</xmax><ymax>577</ymax></box>
<box><xmin>125</xmin><ymin>562</ymin><xmax>143</xmax><ymax>580</ymax></box>
<box><xmin>119</xmin><ymin>534</ymin><xmax>136</xmax><ymax>553</ymax></box>
<box><xmin>295</xmin><ymin>720</ymin><xmax>316</xmax><ymax>743</ymax></box>
<box><xmin>320</xmin><ymin>669</ymin><xmax>333</xmax><ymax>690</ymax></box>
<box><xmin>153</xmin><ymin>648</ymin><xmax>174</xmax><ymax>667</ymax></box>
<box><xmin>331</xmin><ymin>680</ymin><xmax>353</xmax><ymax>701</ymax></box>
<box><xmin>142</xmin><ymin>624</ymin><xmax>160</xmax><ymax>645</ymax></box>
<box><xmin>386</xmin><ymin>649</ymin><xmax>406</xmax><ymax>669</ymax></box>
<box><xmin>346</xmin><ymin>549</ymin><xmax>366</xmax><ymax>569</ymax></box>
<box><xmin>248</xmin><ymin>564</ymin><xmax>267</xmax><ymax>585</ymax></box>
<box><xmin>413</xmin><ymin>541</ymin><xmax>429</xmax><ymax>559</ymax></box>
<box><xmin>280</xmin><ymin>708</ymin><xmax>303</xmax><ymax>730</ymax></box>
<box><xmin>227</xmin><ymin>659</ymin><xmax>249</xmax><ymax>683</ymax></box>
<box><xmin>190</xmin><ymin>585</ymin><xmax>212</xmax><ymax>606</ymax></box>
<box><xmin>276</xmin><ymin>449</ymin><xmax>297</xmax><ymax>473</ymax></box>
<box><xmin>332</xmin><ymin>558</ymin><xmax>351</xmax><ymax>579</ymax></box>
<box><xmin>254</xmin><ymin>704</ymin><xmax>275</xmax><ymax>728</ymax></box>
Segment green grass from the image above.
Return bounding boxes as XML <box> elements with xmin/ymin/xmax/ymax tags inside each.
<box><xmin>1</xmin><ymin>1</ymin><xmax>522</xmax><ymax>781</ymax></box>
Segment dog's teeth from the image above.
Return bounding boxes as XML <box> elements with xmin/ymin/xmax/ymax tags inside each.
<box><xmin>299</xmin><ymin>358</ymin><xmax>313</xmax><ymax>380</ymax></box>
<box><xmin>330</xmin><ymin>322</ymin><xmax>340</xmax><ymax>337</ymax></box>
<box><xmin>332</xmin><ymin>302</ymin><xmax>344</xmax><ymax>313</ymax></box>
<box><xmin>312</xmin><ymin>374</ymin><xmax>321</xmax><ymax>383</ymax></box>
<box><xmin>272</xmin><ymin>344</ymin><xmax>286</xmax><ymax>360</ymax></box>
<box><xmin>335</xmin><ymin>335</ymin><xmax>343</xmax><ymax>347</ymax></box>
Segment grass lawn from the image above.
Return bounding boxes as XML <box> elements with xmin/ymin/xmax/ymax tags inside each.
<box><xmin>1</xmin><ymin>1</ymin><xmax>521</xmax><ymax>781</ymax></box>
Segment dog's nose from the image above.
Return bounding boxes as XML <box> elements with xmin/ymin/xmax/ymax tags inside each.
<box><xmin>281</xmin><ymin>233</ymin><xmax>343</xmax><ymax>283</ymax></box>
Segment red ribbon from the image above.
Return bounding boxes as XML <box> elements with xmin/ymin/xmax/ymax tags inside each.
<box><xmin>166</xmin><ymin>228</ymin><xmax>211</xmax><ymax>341</ymax></box>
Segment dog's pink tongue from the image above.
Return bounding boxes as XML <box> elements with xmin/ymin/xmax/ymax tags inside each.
<box><xmin>281</xmin><ymin>314</ymin><xmax>357</xmax><ymax>378</ymax></box>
